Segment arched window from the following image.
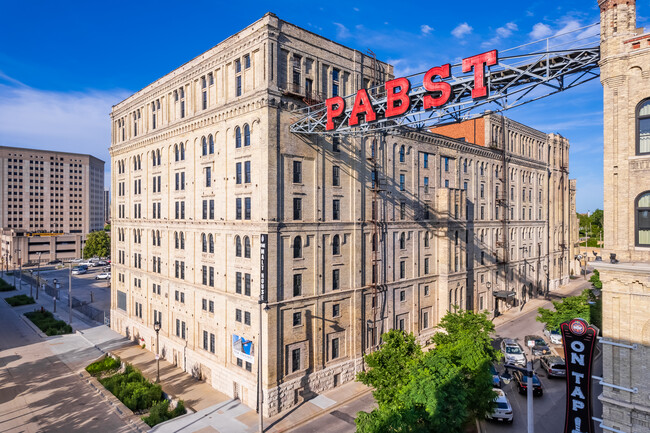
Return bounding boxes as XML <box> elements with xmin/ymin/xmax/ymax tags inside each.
<box><xmin>449</xmin><ymin>289</ymin><xmax>454</xmax><ymax>311</ymax></box>
<box><xmin>180</xmin><ymin>232</ymin><xmax>185</xmax><ymax>249</ymax></box>
<box><xmin>235</xmin><ymin>127</ymin><xmax>242</xmax><ymax>148</ymax></box>
<box><xmin>244</xmin><ymin>124</ymin><xmax>250</xmax><ymax>146</ymax></box>
<box><xmin>174</xmin><ymin>232</ymin><xmax>179</xmax><ymax>249</ymax></box>
<box><xmin>424</xmin><ymin>232</ymin><xmax>429</xmax><ymax>248</ymax></box>
<box><xmin>174</xmin><ymin>144</ymin><xmax>179</xmax><ymax>161</ymax></box>
<box><xmin>180</xmin><ymin>143</ymin><xmax>185</xmax><ymax>160</ymax></box>
<box><xmin>202</xmin><ymin>136</ymin><xmax>207</xmax><ymax>156</ymax></box>
<box><xmin>399</xmin><ymin>145</ymin><xmax>405</xmax><ymax>162</ymax></box>
<box><xmin>137</xmin><ymin>156</ymin><xmax>141</xmax><ymax>170</ymax></box>
<box><xmin>235</xmin><ymin>235</ymin><xmax>242</xmax><ymax>257</ymax></box>
<box><xmin>636</xmin><ymin>191</ymin><xmax>650</xmax><ymax>246</ymax></box>
<box><xmin>293</xmin><ymin>236</ymin><xmax>302</xmax><ymax>259</ymax></box>
<box><xmin>333</xmin><ymin>235</ymin><xmax>340</xmax><ymax>255</ymax></box>
<box><xmin>209</xmin><ymin>234</ymin><xmax>214</xmax><ymax>253</ymax></box>
<box><xmin>156</xmin><ymin>149</ymin><xmax>161</xmax><ymax>165</ymax></box>
<box><xmin>152</xmin><ymin>230</ymin><xmax>156</xmax><ymax>246</ymax></box>
<box><xmin>244</xmin><ymin>236</ymin><xmax>251</xmax><ymax>258</ymax></box>
<box><xmin>152</xmin><ymin>152</ymin><xmax>156</xmax><ymax>166</ymax></box>
<box><xmin>637</xmin><ymin>99</ymin><xmax>650</xmax><ymax>155</ymax></box>
<box><xmin>399</xmin><ymin>232</ymin><xmax>406</xmax><ymax>250</ymax></box>
<box><xmin>208</xmin><ymin>134</ymin><xmax>214</xmax><ymax>154</ymax></box>
<box><xmin>202</xmin><ymin>233</ymin><xmax>207</xmax><ymax>252</ymax></box>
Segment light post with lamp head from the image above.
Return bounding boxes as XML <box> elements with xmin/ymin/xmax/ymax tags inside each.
<box><xmin>154</xmin><ymin>320</ymin><xmax>161</xmax><ymax>383</ymax></box>
<box><xmin>35</xmin><ymin>252</ymin><xmax>41</xmax><ymax>299</ymax></box>
<box><xmin>501</xmin><ymin>362</ymin><xmax>535</xmax><ymax>433</ymax></box>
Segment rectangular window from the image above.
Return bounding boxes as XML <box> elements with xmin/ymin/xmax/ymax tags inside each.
<box><xmin>424</xmin><ymin>177</ymin><xmax>429</xmax><ymax>193</ymax></box>
<box><xmin>293</xmin><ymin>161</ymin><xmax>302</xmax><ymax>183</ymax></box>
<box><xmin>205</xmin><ymin>167</ymin><xmax>212</xmax><ymax>187</ymax></box>
<box><xmin>236</xmin><ymin>198</ymin><xmax>242</xmax><ymax>220</ymax></box>
<box><xmin>202</xmin><ymin>200</ymin><xmax>208</xmax><ymax>220</ymax></box>
<box><xmin>202</xmin><ymin>266</ymin><xmax>208</xmax><ymax>285</ymax></box>
<box><xmin>445</xmin><ymin>179</ymin><xmax>449</xmax><ymax>188</ymax></box>
<box><xmin>203</xmin><ymin>330</ymin><xmax>208</xmax><ymax>350</ymax></box>
<box><xmin>333</xmin><ymin>304</ymin><xmax>340</xmax><ymax>317</ymax></box>
<box><xmin>332</xmin><ymin>269</ymin><xmax>340</xmax><ymax>290</ymax></box>
<box><xmin>400</xmin><ymin>290</ymin><xmax>406</xmax><ymax>302</ymax></box>
<box><xmin>209</xmin><ymin>200</ymin><xmax>214</xmax><ymax>219</ymax></box>
<box><xmin>236</xmin><ymin>75</ymin><xmax>242</xmax><ymax>96</ymax></box>
<box><xmin>293</xmin><ymin>312</ymin><xmax>302</xmax><ymax>327</ymax></box>
<box><xmin>244</xmin><ymin>54</ymin><xmax>250</xmax><ymax>68</ymax></box>
<box><xmin>244</xmin><ymin>311</ymin><xmax>251</xmax><ymax>326</ymax></box>
<box><xmin>332</xmin><ymin>135</ymin><xmax>340</xmax><ymax>153</ymax></box>
<box><xmin>293</xmin><ymin>274</ymin><xmax>302</xmax><ymax>297</ymax></box>
<box><xmin>210</xmin><ymin>333</ymin><xmax>215</xmax><ymax>353</ymax></box>
<box><xmin>244</xmin><ymin>273</ymin><xmax>251</xmax><ymax>296</ymax></box>
<box><xmin>209</xmin><ymin>301</ymin><xmax>214</xmax><ymax>313</ymax></box>
<box><xmin>236</xmin><ymin>309</ymin><xmax>242</xmax><ymax>322</ymax></box>
<box><xmin>423</xmin><ymin>153</ymin><xmax>429</xmax><ymax>168</ymax></box>
<box><xmin>244</xmin><ymin>161</ymin><xmax>251</xmax><ymax>183</ymax></box>
<box><xmin>236</xmin><ymin>162</ymin><xmax>242</xmax><ymax>184</ymax></box>
<box><xmin>400</xmin><ymin>202</ymin><xmax>406</xmax><ymax>220</ymax></box>
<box><xmin>332</xmin><ymin>199</ymin><xmax>340</xmax><ymax>220</ymax></box>
<box><xmin>399</xmin><ymin>174</ymin><xmax>405</xmax><ymax>191</ymax></box>
<box><xmin>236</xmin><ymin>272</ymin><xmax>242</xmax><ymax>294</ymax></box>
<box><xmin>400</xmin><ymin>260</ymin><xmax>406</xmax><ymax>279</ymax></box>
<box><xmin>444</xmin><ymin>157</ymin><xmax>449</xmax><ymax>172</ymax></box>
<box><xmin>291</xmin><ymin>348</ymin><xmax>301</xmax><ymax>372</ymax></box>
<box><xmin>244</xmin><ymin>197</ymin><xmax>251</xmax><ymax>220</ymax></box>
<box><xmin>424</xmin><ymin>258</ymin><xmax>429</xmax><ymax>274</ymax></box>
<box><xmin>332</xmin><ymin>166</ymin><xmax>340</xmax><ymax>186</ymax></box>
<box><xmin>331</xmin><ymin>338</ymin><xmax>339</xmax><ymax>360</ymax></box>
<box><xmin>423</xmin><ymin>311</ymin><xmax>429</xmax><ymax>329</ymax></box>
<box><xmin>209</xmin><ymin>267</ymin><xmax>214</xmax><ymax>287</ymax></box>
<box><xmin>293</xmin><ymin>197</ymin><xmax>302</xmax><ymax>220</ymax></box>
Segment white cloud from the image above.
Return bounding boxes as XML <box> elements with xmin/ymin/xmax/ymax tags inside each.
<box><xmin>333</xmin><ymin>22</ymin><xmax>350</xmax><ymax>39</ymax></box>
<box><xmin>0</xmin><ymin>81</ymin><xmax>130</xmax><ymax>181</ymax></box>
<box><xmin>496</xmin><ymin>22</ymin><xmax>518</xmax><ymax>38</ymax></box>
<box><xmin>420</xmin><ymin>24</ymin><xmax>434</xmax><ymax>36</ymax></box>
<box><xmin>529</xmin><ymin>23</ymin><xmax>552</xmax><ymax>39</ymax></box>
<box><xmin>353</xmin><ymin>7</ymin><xmax>360</xmax><ymax>12</ymax></box>
<box><xmin>451</xmin><ymin>23</ymin><xmax>473</xmax><ymax>38</ymax></box>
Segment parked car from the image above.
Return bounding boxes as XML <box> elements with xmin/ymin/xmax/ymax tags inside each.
<box><xmin>490</xmin><ymin>364</ymin><xmax>501</xmax><ymax>388</ymax></box>
<box><xmin>72</xmin><ymin>267</ymin><xmax>87</xmax><ymax>275</ymax></box>
<box><xmin>540</xmin><ymin>355</ymin><xmax>566</xmax><ymax>378</ymax></box>
<box><xmin>524</xmin><ymin>335</ymin><xmax>551</xmax><ymax>356</ymax></box>
<box><xmin>485</xmin><ymin>388</ymin><xmax>513</xmax><ymax>423</ymax></box>
<box><xmin>501</xmin><ymin>339</ymin><xmax>527</xmax><ymax>366</ymax></box>
<box><xmin>95</xmin><ymin>272</ymin><xmax>111</xmax><ymax>280</ymax></box>
<box><xmin>543</xmin><ymin>326</ymin><xmax>563</xmax><ymax>345</ymax></box>
<box><xmin>71</xmin><ymin>258</ymin><xmax>83</xmax><ymax>263</ymax></box>
<box><xmin>513</xmin><ymin>370</ymin><xmax>543</xmax><ymax>396</ymax></box>
<box><xmin>47</xmin><ymin>259</ymin><xmax>62</xmax><ymax>265</ymax></box>
<box><xmin>96</xmin><ymin>260</ymin><xmax>108</xmax><ymax>266</ymax></box>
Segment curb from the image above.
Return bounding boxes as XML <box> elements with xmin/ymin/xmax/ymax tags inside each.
<box><xmin>275</xmin><ymin>387</ymin><xmax>374</xmax><ymax>433</ymax></box>
<box><xmin>79</xmin><ymin>369</ymin><xmax>151</xmax><ymax>432</ymax></box>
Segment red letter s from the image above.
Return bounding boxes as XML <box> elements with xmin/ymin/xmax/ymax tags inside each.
<box><xmin>423</xmin><ymin>64</ymin><xmax>451</xmax><ymax>109</ymax></box>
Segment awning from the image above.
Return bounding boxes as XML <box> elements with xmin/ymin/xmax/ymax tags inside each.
<box><xmin>493</xmin><ymin>291</ymin><xmax>516</xmax><ymax>299</ymax></box>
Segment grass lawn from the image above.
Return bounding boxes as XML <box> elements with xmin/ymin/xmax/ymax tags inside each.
<box><xmin>0</xmin><ymin>278</ymin><xmax>15</xmax><ymax>292</ymax></box>
<box><xmin>24</xmin><ymin>310</ymin><xmax>72</xmax><ymax>335</ymax></box>
<box><xmin>86</xmin><ymin>355</ymin><xmax>121</xmax><ymax>377</ymax></box>
<box><xmin>5</xmin><ymin>294</ymin><xmax>35</xmax><ymax>306</ymax></box>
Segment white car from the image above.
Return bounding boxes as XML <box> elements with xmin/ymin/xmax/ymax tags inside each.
<box><xmin>501</xmin><ymin>339</ymin><xmax>527</xmax><ymax>366</ymax></box>
<box><xmin>72</xmin><ymin>267</ymin><xmax>87</xmax><ymax>275</ymax></box>
<box><xmin>486</xmin><ymin>388</ymin><xmax>513</xmax><ymax>423</ymax></box>
<box><xmin>95</xmin><ymin>272</ymin><xmax>111</xmax><ymax>280</ymax></box>
<box><xmin>544</xmin><ymin>326</ymin><xmax>563</xmax><ymax>345</ymax></box>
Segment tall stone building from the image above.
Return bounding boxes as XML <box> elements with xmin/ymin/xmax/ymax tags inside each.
<box><xmin>109</xmin><ymin>13</ymin><xmax>574</xmax><ymax>415</ymax></box>
<box><xmin>0</xmin><ymin>146</ymin><xmax>105</xmax><ymax>266</ymax></box>
<box><xmin>597</xmin><ymin>0</ymin><xmax>650</xmax><ymax>431</ymax></box>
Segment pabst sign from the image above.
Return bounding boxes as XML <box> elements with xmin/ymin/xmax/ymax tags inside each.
<box><xmin>325</xmin><ymin>50</ymin><xmax>498</xmax><ymax>131</ymax></box>
<box><xmin>560</xmin><ymin>318</ymin><xmax>599</xmax><ymax>433</ymax></box>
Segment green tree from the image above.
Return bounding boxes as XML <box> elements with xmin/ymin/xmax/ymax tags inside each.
<box><xmin>83</xmin><ymin>230</ymin><xmax>110</xmax><ymax>259</ymax></box>
<box><xmin>591</xmin><ymin>209</ymin><xmax>603</xmax><ymax>230</ymax></box>
<box><xmin>355</xmin><ymin>311</ymin><xmax>498</xmax><ymax>433</ymax></box>
<box><xmin>536</xmin><ymin>289</ymin><xmax>592</xmax><ymax>331</ymax></box>
<box><xmin>104</xmin><ymin>224</ymin><xmax>111</xmax><ymax>231</ymax></box>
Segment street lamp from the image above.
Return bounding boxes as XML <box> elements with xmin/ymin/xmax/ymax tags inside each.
<box><xmin>501</xmin><ymin>362</ymin><xmax>535</xmax><ymax>433</ymax></box>
<box><xmin>154</xmin><ymin>320</ymin><xmax>161</xmax><ymax>383</ymax></box>
<box><xmin>35</xmin><ymin>252</ymin><xmax>41</xmax><ymax>299</ymax></box>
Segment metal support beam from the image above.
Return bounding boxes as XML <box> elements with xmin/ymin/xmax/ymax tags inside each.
<box><xmin>598</xmin><ymin>337</ymin><xmax>637</xmax><ymax>350</ymax></box>
<box><xmin>592</xmin><ymin>376</ymin><xmax>638</xmax><ymax>393</ymax></box>
<box><xmin>592</xmin><ymin>417</ymin><xmax>628</xmax><ymax>433</ymax></box>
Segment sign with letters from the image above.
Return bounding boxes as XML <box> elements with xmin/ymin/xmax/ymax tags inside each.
<box><xmin>260</xmin><ymin>234</ymin><xmax>268</xmax><ymax>304</ymax></box>
<box><xmin>560</xmin><ymin>318</ymin><xmax>599</xmax><ymax>433</ymax></box>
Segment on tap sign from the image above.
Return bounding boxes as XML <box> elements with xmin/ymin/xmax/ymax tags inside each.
<box><xmin>560</xmin><ymin>318</ymin><xmax>599</xmax><ymax>433</ymax></box>
<box><xmin>325</xmin><ymin>50</ymin><xmax>498</xmax><ymax>131</ymax></box>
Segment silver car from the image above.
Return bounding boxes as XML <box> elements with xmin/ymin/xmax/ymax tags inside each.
<box><xmin>501</xmin><ymin>339</ymin><xmax>527</xmax><ymax>366</ymax></box>
<box><xmin>486</xmin><ymin>388</ymin><xmax>513</xmax><ymax>423</ymax></box>
<box><xmin>543</xmin><ymin>326</ymin><xmax>563</xmax><ymax>345</ymax></box>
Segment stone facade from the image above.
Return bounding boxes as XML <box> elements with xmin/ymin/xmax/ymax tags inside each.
<box><xmin>109</xmin><ymin>13</ymin><xmax>574</xmax><ymax>416</ymax></box>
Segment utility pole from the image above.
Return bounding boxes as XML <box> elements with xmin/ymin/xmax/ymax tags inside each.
<box><xmin>68</xmin><ymin>262</ymin><xmax>72</xmax><ymax>325</ymax></box>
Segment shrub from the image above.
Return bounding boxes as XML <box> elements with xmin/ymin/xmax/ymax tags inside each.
<box><xmin>24</xmin><ymin>310</ymin><xmax>72</xmax><ymax>335</ymax></box>
<box><xmin>142</xmin><ymin>400</ymin><xmax>187</xmax><ymax>427</ymax></box>
<box><xmin>6</xmin><ymin>294</ymin><xmax>35</xmax><ymax>306</ymax></box>
<box><xmin>0</xmin><ymin>278</ymin><xmax>16</xmax><ymax>292</ymax></box>
<box><xmin>99</xmin><ymin>364</ymin><xmax>163</xmax><ymax>411</ymax></box>
<box><xmin>86</xmin><ymin>355</ymin><xmax>121</xmax><ymax>376</ymax></box>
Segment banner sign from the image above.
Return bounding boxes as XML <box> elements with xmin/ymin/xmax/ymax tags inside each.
<box><xmin>326</xmin><ymin>49</ymin><xmax>498</xmax><ymax>131</ymax></box>
<box><xmin>561</xmin><ymin>318</ymin><xmax>599</xmax><ymax>433</ymax></box>
<box><xmin>232</xmin><ymin>334</ymin><xmax>254</xmax><ymax>363</ymax></box>
<box><xmin>260</xmin><ymin>234</ymin><xmax>268</xmax><ymax>303</ymax></box>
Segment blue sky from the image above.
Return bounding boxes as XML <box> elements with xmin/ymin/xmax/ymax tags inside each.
<box><xmin>1</xmin><ymin>1</ymin><xmax>647</xmax><ymax>212</ymax></box>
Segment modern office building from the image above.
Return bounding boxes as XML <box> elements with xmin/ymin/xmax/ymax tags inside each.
<box><xmin>0</xmin><ymin>146</ymin><xmax>104</xmax><ymax>267</ymax></box>
<box><xmin>596</xmin><ymin>0</ymin><xmax>650</xmax><ymax>432</ymax></box>
<box><xmin>109</xmin><ymin>13</ymin><xmax>574</xmax><ymax>416</ymax></box>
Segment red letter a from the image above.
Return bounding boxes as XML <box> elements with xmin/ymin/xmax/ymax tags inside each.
<box><xmin>349</xmin><ymin>89</ymin><xmax>377</xmax><ymax>127</ymax></box>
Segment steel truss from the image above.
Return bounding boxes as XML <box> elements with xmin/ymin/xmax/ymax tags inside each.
<box><xmin>289</xmin><ymin>47</ymin><xmax>600</xmax><ymax>135</ymax></box>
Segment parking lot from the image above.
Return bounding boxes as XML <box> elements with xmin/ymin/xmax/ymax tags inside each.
<box><xmin>15</xmin><ymin>263</ymin><xmax>111</xmax><ymax>320</ymax></box>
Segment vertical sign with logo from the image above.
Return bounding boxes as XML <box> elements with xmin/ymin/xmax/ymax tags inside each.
<box><xmin>561</xmin><ymin>318</ymin><xmax>599</xmax><ymax>433</ymax></box>
<box><xmin>259</xmin><ymin>234</ymin><xmax>268</xmax><ymax>304</ymax></box>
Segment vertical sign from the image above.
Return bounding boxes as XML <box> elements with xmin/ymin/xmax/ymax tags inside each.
<box><xmin>561</xmin><ymin>318</ymin><xmax>599</xmax><ymax>433</ymax></box>
<box><xmin>259</xmin><ymin>234</ymin><xmax>268</xmax><ymax>304</ymax></box>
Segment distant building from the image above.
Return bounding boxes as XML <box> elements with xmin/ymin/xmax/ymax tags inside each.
<box><xmin>109</xmin><ymin>13</ymin><xmax>575</xmax><ymax>416</ymax></box>
<box><xmin>0</xmin><ymin>146</ymin><xmax>104</xmax><ymax>267</ymax></box>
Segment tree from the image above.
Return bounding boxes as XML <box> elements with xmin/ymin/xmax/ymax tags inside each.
<box><xmin>83</xmin><ymin>230</ymin><xmax>110</xmax><ymax>259</ymax></box>
<box><xmin>104</xmin><ymin>224</ymin><xmax>111</xmax><ymax>231</ymax></box>
<box><xmin>355</xmin><ymin>312</ymin><xmax>499</xmax><ymax>433</ymax></box>
<box><xmin>536</xmin><ymin>289</ymin><xmax>592</xmax><ymax>331</ymax></box>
